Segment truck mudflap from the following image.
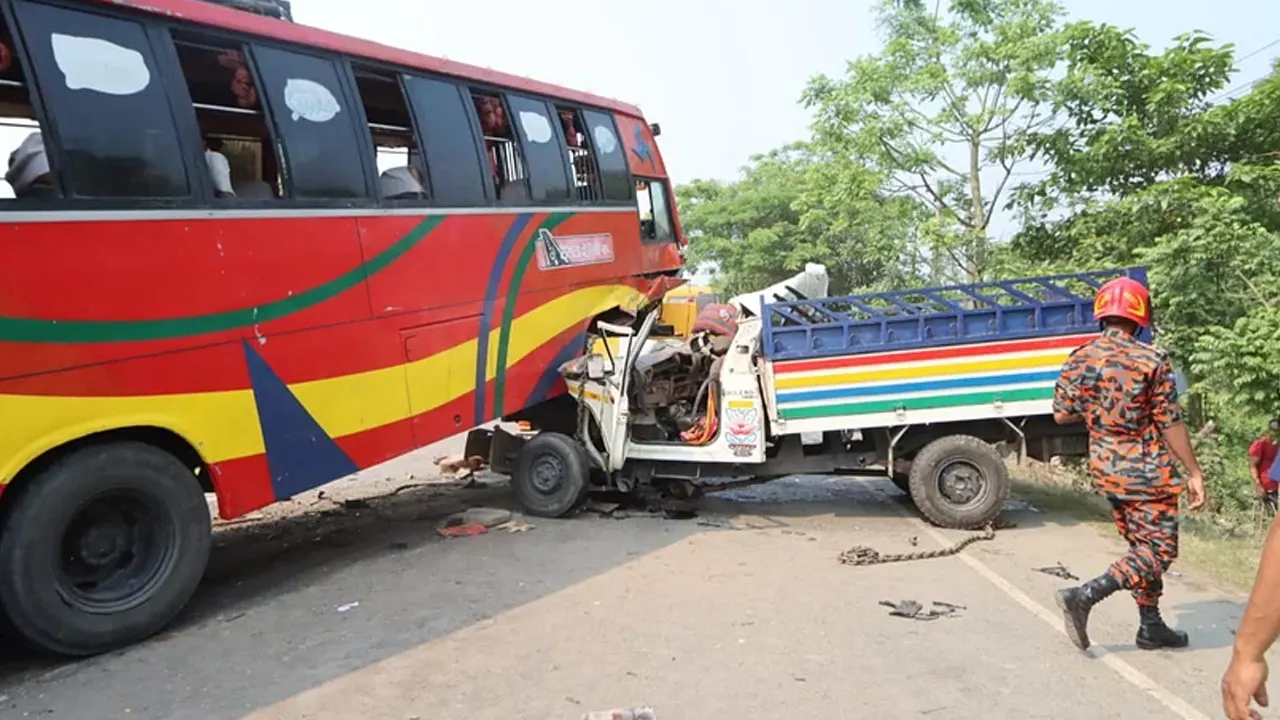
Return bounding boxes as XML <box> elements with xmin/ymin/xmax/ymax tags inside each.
<box><xmin>463</xmin><ymin>425</ymin><xmax>530</xmax><ymax>476</ymax></box>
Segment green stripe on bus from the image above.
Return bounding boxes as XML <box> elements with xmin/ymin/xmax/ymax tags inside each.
<box><xmin>778</xmin><ymin>386</ymin><xmax>1054</xmax><ymax>420</ymax></box>
<box><xmin>0</xmin><ymin>215</ymin><xmax>446</xmax><ymax>344</ymax></box>
<box><xmin>490</xmin><ymin>212</ymin><xmax>574</xmax><ymax>417</ymax></box>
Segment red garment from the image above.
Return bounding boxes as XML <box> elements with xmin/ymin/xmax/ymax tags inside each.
<box><xmin>1250</xmin><ymin>437</ymin><xmax>1279</xmax><ymax>491</ymax></box>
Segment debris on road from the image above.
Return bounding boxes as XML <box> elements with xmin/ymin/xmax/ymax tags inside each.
<box><xmin>437</xmin><ymin>522</ymin><xmax>488</xmax><ymax>538</ymax></box>
<box><xmin>389</xmin><ymin>540</ymin><xmax>410</xmax><ymax>550</ymax></box>
<box><xmin>1034</xmin><ymin>562</ymin><xmax>1079</xmax><ymax>581</ymax></box>
<box><xmin>336</xmin><ymin>602</ymin><xmax>360</xmax><ymax>613</ymax></box>
<box><xmin>581</xmin><ymin>708</ymin><xmax>656</xmax><ymax>720</ymax></box>
<box><xmin>586</xmin><ymin>500</ymin><xmax>622</xmax><ymax>516</ymax></box>
<box><xmin>907</xmin><ymin>536</ymin><xmax>919</xmax><ymax>547</ymax></box>
<box><xmin>493</xmin><ymin>519</ymin><xmax>535</xmax><ymax>533</ymax></box>
<box><xmin>459</xmin><ymin>506</ymin><xmax>512</xmax><ymax>527</ymax></box>
<box><xmin>434</xmin><ymin>454</ymin><xmax>487</xmax><ymax>480</ymax></box>
<box><xmin>879</xmin><ymin>599</ymin><xmax>966</xmax><ymax>621</ymax></box>
<box><xmin>435</xmin><ymin>507</ymin><xmax>516</xmax><ymax>538</ymax></box>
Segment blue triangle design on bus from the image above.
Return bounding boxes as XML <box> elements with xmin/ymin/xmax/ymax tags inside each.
<box><xmin>242</xmin><ymin>340</ymin><xmax>358</xmax><ymax>500</ymax></box>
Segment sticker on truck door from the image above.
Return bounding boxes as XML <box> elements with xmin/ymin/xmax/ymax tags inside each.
<box><xmin>724</xmin><ymin>401</ymin><xmax>759</xmax><ymax>457</ymax></box>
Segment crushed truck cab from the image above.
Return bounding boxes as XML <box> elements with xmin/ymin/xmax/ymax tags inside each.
<box><xmin>477</xmin><ymin>266</ymin><xmax>1151</xmax><ymax>530</ymax></box>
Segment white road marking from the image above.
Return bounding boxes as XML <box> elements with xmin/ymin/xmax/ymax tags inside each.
<box><xmin>908</xmin><ymin>514</ymin><xmax>1212</xmax><ymax>720</ymax></box>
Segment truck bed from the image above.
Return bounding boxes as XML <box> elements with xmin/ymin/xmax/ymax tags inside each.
<box><xmin>760</xmin><ymin>267</ymin><xmax>1149</xmax><ymax>433</ymax></box>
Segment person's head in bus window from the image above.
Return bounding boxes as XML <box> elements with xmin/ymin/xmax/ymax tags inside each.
<box><xmin>6</xmin><ymin>131</ymin><xmax>54</xmax><ymax>198</ymax></box>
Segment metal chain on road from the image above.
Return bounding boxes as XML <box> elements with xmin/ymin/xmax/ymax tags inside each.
<box><xmin>837</xmin><ymin>522</ymin><xmax>999</xmax><ymax>566</ymax></box>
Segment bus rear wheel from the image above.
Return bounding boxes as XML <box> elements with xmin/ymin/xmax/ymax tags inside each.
<box><xmin>0</xmin><ymin>442</ymin><xmax>212</xmax><ymax>657</ymax></box>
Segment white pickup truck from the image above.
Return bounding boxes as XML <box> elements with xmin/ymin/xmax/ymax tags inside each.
<box><xmin>470</xmin><ymin>266</ymin><xmax>1153</xmax><ymax>530</ymax></box>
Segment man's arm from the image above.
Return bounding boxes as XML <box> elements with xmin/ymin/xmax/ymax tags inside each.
<box><xmin>1234</xmin><ymin>517</ymin><xmax>1280</xmax><ymax>664</ymax></box>
<box><xmin>1150</xmin><ymin>355</ymin><xmax>1203</xmax><ymax>476</ymax></box>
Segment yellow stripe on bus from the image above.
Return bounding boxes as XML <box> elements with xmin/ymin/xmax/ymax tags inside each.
<box><xmin>772</xmin><ymin>350</ymin><xmax>1071</xmax><ymax>390</ymax></box>
<box><xmin>0</xmin><ymin>284</ymin><xmax>643</xmax><ymax>485</ymax></box>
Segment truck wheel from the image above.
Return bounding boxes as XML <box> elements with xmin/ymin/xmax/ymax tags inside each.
<box><xmin>511</xmin><ymin>432</ymin><xmax>590</xmax><ymax>518</ymax></box>
<box><xmin>907</xmin><ymin>434</ymin><xmax>1009</xmax><ymax>530</ymax></box>
<box><xmin>0</xmin><ymin>442</ymin><xmax>212</xmax><ymax>657</ymax></box>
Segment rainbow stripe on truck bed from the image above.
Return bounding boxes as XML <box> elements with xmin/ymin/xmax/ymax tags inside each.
<box><xmin>760</xmin><ymin>267</ymin><xmax>1150</xmax><ymax>432</ymax></box>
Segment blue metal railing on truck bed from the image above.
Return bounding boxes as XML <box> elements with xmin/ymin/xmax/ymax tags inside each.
<box><xmin>761</xmin><ymin>267</ymin><xmax>1150</xmax><ymax>361</ymax></box>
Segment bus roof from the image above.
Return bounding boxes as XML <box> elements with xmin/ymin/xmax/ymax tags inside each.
<box><xmin>91</xmin><ymin>0</ymin><xmax>647</xmax><ymax>118</ymax></box>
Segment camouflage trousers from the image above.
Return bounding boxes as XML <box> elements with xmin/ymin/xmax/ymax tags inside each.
<box><xmin>1105</xmin><ymin>495</ymin><xmax>1179</xmax><ymax>607</ymax></box>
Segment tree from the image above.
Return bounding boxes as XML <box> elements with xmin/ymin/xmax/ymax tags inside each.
<box><xmin>802</xmin><ymin>0</ymin><xmax>1066</xmax><ymax>283</ymax></box>
<box><xmin>676</xmin><ymin>143</ymin><xmax>926</xmax><ymax>297</ymax></box>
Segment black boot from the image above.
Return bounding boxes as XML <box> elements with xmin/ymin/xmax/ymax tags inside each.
<box><xmin>1055</xmin><ymin>574</ymin><xmax>1120</xmax><ymax>651</ymax></box>
<box><xmin>1136</xmin><ymin>605</ymin><xmax>1189</xmax><ymax>650</ymax></box>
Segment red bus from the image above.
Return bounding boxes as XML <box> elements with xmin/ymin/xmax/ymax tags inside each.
<box><xmin>0</xmin><ymin>0</ymin><xmax>684</xmax><ymax>656</ymax></box>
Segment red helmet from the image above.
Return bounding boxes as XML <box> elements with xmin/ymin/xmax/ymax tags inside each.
<box><xmin>1092</xmin><ymin>276</ymin><xmax>1151</xmax><ymax>328</ymax></box>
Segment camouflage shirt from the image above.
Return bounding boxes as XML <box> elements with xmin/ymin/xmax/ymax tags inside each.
<box><xmin>1052</xmin><ymin>327</ymin><xmax>1185</xmax><ymax>500</ymax></box>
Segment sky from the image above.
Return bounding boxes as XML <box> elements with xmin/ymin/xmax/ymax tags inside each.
<box><xmin>295</xmin><ymin>0</ymin><xmax>1280</xmax><ymax>190</ymax></box>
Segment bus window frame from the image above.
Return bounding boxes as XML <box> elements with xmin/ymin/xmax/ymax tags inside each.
<box><xmin>245</xmin><ymin>41</ymin><xmax>377</xmax><ymax>206</ymax></box>
<box><xmin>161</xmin><ymin>27</ymin><xmax>286</xmax><ymax>207</ymax></box>
<box><xmin>0</xmin><ymin>0</ymin><xmax>63</xmax><ymax>208</ymax></box>
<box><xmin>503</xmin><ymin>91</ymin><xmax>574</xmax><ymax>207</ymax></box>
<box><xmin>555</xmin><ymin>104</ymin><xmax>604</xmax><ymax>205</ymax></box>
<box><xmin>636</xmin><ymin>176</ymin><xmax>676</xmax><ymax>245</ymax></box>
<box><xmin>580</xmin><ymin>108</ymin><xmax>635</xmax><ymax>206</ymax></box>
<box><xmin>5</xmin><ymin>0</ymin><xmax>207</xmax><ymax>210</ymax></box>
<box><xmin>399</xmin><ymin>71</ymin><xmax>494</xmax><ymax>208</ymax></box>
<box><xmin>345</xmin><ymin>60</ymin><xmax>428</xmax><ymax>208</ymax></box>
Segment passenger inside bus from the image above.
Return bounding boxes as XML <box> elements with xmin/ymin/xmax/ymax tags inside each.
<box><xmin>174</xmin><ymin>36</ymin><xmax>281</xmax><ymax>200</ymax></box>
<box><xmin>203</xmin><ymin>137</ymin><xmax>235</xmax><ymax>198</ymax></box>
<box><xmin>474</xmin><ymin>92</ymin><xmax>527</xmax><ymax>202</ymax></box>
<box><xmin>5</xmin><ymin>130</ymin><xmax>52</xmax><ymax>198</ymax></box>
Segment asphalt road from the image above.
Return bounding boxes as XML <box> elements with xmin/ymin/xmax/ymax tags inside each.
<box><xmin>0</xmin><ymin>435</ymin><xmax>1260</xmax><ymax>720</ymax></box>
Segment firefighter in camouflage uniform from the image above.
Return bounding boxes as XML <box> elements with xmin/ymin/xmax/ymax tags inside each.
<box><xmin>1050</xmin><ymin>276</ymin><xmax>1208</xmax><ymax>652</ymax></box>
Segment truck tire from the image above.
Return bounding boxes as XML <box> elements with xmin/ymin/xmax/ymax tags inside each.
<box><xmin>0</xmin><ymin>442</ymin><xmax>212</xmax><ymax>657</ymax></box>
<box><xmin>511</xmin><ymin>432</ymin><xmax>590</xmax><ymax>518</ymax></box>
<box><xmin>907</xmin><ymin>434</ymin><xmax>1009</xmax><ymax>530</ymax></box>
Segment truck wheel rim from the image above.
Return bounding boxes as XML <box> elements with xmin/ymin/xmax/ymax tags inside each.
<box><xmin>936</xmin><ymin>460</ymin><xmax>986</xmax><ymax>507</ymax></box>
<box><xmin>54</xmin><ymin>491</ymin><xmax>178</xmax><ymax>615</ymax></box>
<box><xmin>530</xmin><ymin>453</ymin><xmax>566</xmax><ymax>494</ymax></box>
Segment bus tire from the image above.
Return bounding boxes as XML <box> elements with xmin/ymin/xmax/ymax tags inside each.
<box><xmin>511</xmin><ymin>432</ymin><xmax>590</xmax><ymax>518</ymax></box>
<box><xmin>0</xmin><ymin>442</ymin><xmax>212</xmax><ymax>657</ymax></box>
<box><xmin>907</xmin><ymin>434</ymin><xmax>1009</xmax><ymax>530</ymax></box>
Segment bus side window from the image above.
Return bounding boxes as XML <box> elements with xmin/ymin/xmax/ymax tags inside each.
<box><xmin>10</xmin><ymin>1</ymin><xmax>189</xmax><ymax>199</ymax></box>
<box><xmin>635</xmin><ymin>178</ymin><xmax>674</xmax><ymax>244</ymax></box>
<box><xmin>471</xmin><ymin>90</ymin><xmax>528</xmax><ymax>203</ymax></box>
<box><xmin>0</xmin><ymin>13</ymin><xmax>55</xmax><ymax>201</ymax></box>
<box><xmin>401</xmin><ymin>75</ymin><xmax>487</xmax><ymax>207</ymax></box>
<box><xmin>556</xmin><ymin>106</ymin><xmax>600</xmax><ymax>203</ymax></box>
<box><xmin>352</xmin><ymin>64</ymin><xmax>426</xmax><ymax>202</ymax></box>
<box><xmin>249</xmin><ymin>45</ymin><xmax>367</xmax><ymax>200</ymax></box>
<box><xmin>171</xmin><ymin>33</ymin><xmax>281</xmax><ymax>201</ymax></box>
<box><xmin>505</xmin><ymin>93</ymin><xmax>570</xmax><ymax>205</ymax></box>
<box><xmin>581</xmin><ymin>110</ymin><xmax>631</xmax><ymax>203</ymax></box>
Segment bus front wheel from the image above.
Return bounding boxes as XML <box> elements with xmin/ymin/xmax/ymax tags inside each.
<box><xmin>0</xmin><ymin>442</ymin><xmax>212</xmax><ymax>657</ymax></box>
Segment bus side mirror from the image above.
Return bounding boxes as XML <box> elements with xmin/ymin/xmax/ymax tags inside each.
<box><xmin>649</xmin><ymin>122</ymin><xmax>661</xmax><ymax>137</ymax></box>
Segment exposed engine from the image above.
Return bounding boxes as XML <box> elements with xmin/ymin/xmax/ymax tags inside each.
<box><xmin>563</xmin><ymin>265</ymin><xmax>832</xmax><ymax>444</ymax></box>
